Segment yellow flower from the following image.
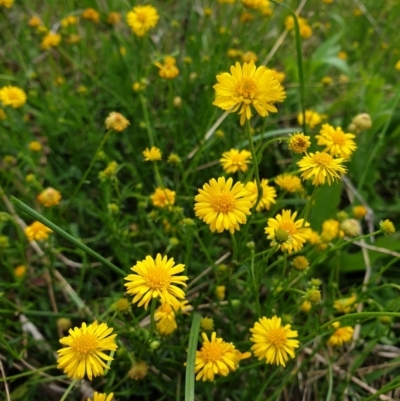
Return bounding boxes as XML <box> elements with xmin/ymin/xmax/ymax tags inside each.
<box><xmin>25</xmin><ymin>221</ymin><xmax>53</xmax><ymax>241</ymax></box>
<box><xmin>333</xmin><ymin>293</ymin><xmax>357</xmax><ymax>314</ymax></box>
<box><xmin>0</xmin><ymin>86</ymin><xmax>27</xmax><ymax>108</ymax></box>
<box><xmin>250</xmin><ymin>316</ymin><xmax>299</xmax><ymax>366</ymax></box>
<box><xmin>316</xmin><ymin>124</ymin><xmax>357</xmax><ymax>159</ymax></box>
<box><xmin>154</xmin><ymin>56</ymin><xmax>179</xmax><ymax>79</ymax></box>
<box><xmin>300</xmin><ymin>300</ymin><xmax>312</xmax><ymax>312</ymax></box>
<box><xmin>82</xmin><ymin>8</ymin><xmax>100</xmax><ymax>23</ymax></box>
<box><xmin>297</xmin><ymin>110</ymin><xmax>322</xmax><ymax>128</ymax></box>
<box><xmin>327</xmin><ymin>322</ymin><xmax>354</xmax><ymax>346</ymax></box>
<box><xmin>41</xmin><ymin>32</ymin><xmax>61</xmax><ymax>50</ymax></box>
<box><xmin>58</xmin><ymin>318</ymin><xmax>72</xmax><ymax>331</ymax></box>
<box><xmin>28</xmin><ymin>141</ymin><xmax>42</xmax><ymax>152</ymax></box>
<box><xmin>215</xmin><ymin>285</ymin><xmax>226</xmax><ymax>300</ymax></box>
<box><xmin>380</xmin><ymin>219</ymin><xmax>395</xmax><ymax>236</ymax></box>
<box><xmin>107</xmin><ymin>12</ymin><xmax>121</xmax><ymax>25</ymax></box>
<box><xmin>200</xmin><ymin>317</ymin><xmax>214</xmax><ymax>331</ymax></box>
<box><xmin>167</xmin><ymin>153</ymin><xmax>181</xmax><ymax>164</ymax></box>
<box><xmin>128</xmin><ymin>361</ymin><xmax>149</xmax><ymax>380</ymax></box>
<box><xmin>337</xmin><ymin>51</ymin><xmax>347</xmax><ymax>60</ymax></box>
<box><xmin>340</xmin><ymin>218</ymin><xmax>361</xmax><ymax>237</ymax></box>
<box><xmin>265</xmin><ymin>209</ymin><xmax>309</xmax><ymax>253</ymax></box>
<box><xmin>28</xmin><ymin>16</ymin><xmax>42</xmax><ymax>27</ymax></box>
<box><xmin>115</xmin><ymin>298</ymin><xmax>130</xmax><ymax>313</ymax></box>
<box><xmin>288</xmin><ymin>133</ymin><xmax>311</xmax><ymax>154</ymax></box>
<box><xmin>105</xmin><ymin>111</ymin><xmax>130</xmax><ymax>132</ymax></box>
<box><xmin>14</xmin><ymin>265</ymin><xmax>26</xmax><ymax>278</ymax></box>
<box><xmin>57</xmin><ymin>321</ymin><xmax>117</xmax><ymax>380</ymax></box>
<box><xmin>321</xmin><ymin>76</ymin><xmax>333</xmax><ymax>86</ymax></box>
<box><xmin>0</xmin><ymin>0</ymin><xmax>13</xmax><ymax>8</ymax></box>
<box><xmin>143</xmin><ymin>146</ymin><xmax>162</xmax><ymax>161</ymax></box>
<box><xmin>269</xmin><ymin>68</ymin><xmax>285</xmax><ymax>83</ymax></box>
<box><xmin>150</xmin><ymin>187</ymin><xmax>176</xmax><ymax>209</ymax></box>
<box><xmin>126</xmin><ymin>5</ymin><xmax>159</xmax><ymax>37</ymax></box>
<box><xmin>395</xmin><ymin>60</ymin><xmax>400</xmax><ymax>71</ymax></box>
<box><xmin>285</xmin><ymin>16</ymin><xmax>307</xmax><ymax>30</ymax></box>
<box><xmin>304</xmin><ymin>288</ymin><xmax>321</xmax><ymax>305</ymax></box>
<box><xmin>291</xmin><ymin>255</ymin><xmax>309</xmax><ymax>271</ymax></box>
<box><xmin>274</xmin><ymin>174</ymin><xmax>302</xmax><ymax>193</ymax></box>
<box><xmin>194</xmin><ymin>177</ymin><xmax>252</xmax><ymax>234</ymax></box>
<box><xmin>156</xmin><ymin>315</ymin><xmax>178</xmax><ymax>336</ymax></box>
<box><xmin>348</xmin><ymin>113</ymin><xmax>372</xmax><ymax>134</ymax></box>
<box><xmin>37</xmin><ymin>187</ymin><xmax>62</xmax><ymax>207</ymax></box>
<box><xmin>99</xmin><ymin>161</ymin><xmax>118</xmax><ymax>181</ymax></box>
<box><xmin>297</xmin><ymin>152</ymin><xmax>347</xmax><ymax>186</ymax></box>
<box><xmin>194</xmin><ymin>332</ymin><xmax>237</xmax><ymax>381</ymax></box>
<box><xmin>244</xmin><ymin>179</ymin><xmax>277</xmax><ymax>212</ymax></box>
<box><xmin>213</xmin><ymin>60</ymin><xmax>286</xmax><ymax>125</ymax></box>
<box><xmin>124</xmin><ymin>254</ymin><xmax>188</xmax><ymax>310</ymax></box>
<box><xmin>321</xmin><ymin>219</ymin><xmax>340</xmax><ymax>242</ymax></box>
<box><xmin>352</xmin><ymin>205</ymin><xmax>367</xmax><ymax>219</ymax></box>
<box><xmin>61</xmin><ymin>15</ymin><xmax>77</xmax><ymax>28</ymax></box>
<box><xmin>242</xmin><ymin>50</ymin><xmax>258</xmax><ymax>63</ymax></box>
<box><xmin>220</xmin><ymin>148</ymin><xmax>252</xmax><ymax>173</ymax></box>
<box><xmin>87</xmin><ymin>393</ymin><xmax>114</xmax><ymax>401</ymax></box>
<box><xmin>300</xmin><ymin>24</ymin><xmax>312</xmax><ymax>38</ymax></box>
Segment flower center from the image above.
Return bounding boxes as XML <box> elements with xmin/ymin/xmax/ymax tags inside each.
<box><xmin>236</xmin><ymin>77</ymin><xmax>256</xmax><ymax>99</ymax></box>
<box><xmin>202</xmin><ymin>342</ymin><xmax>223</xmax><ymax>362</ymax></box>
<box><xmin>334</xmin><ymin>328</ymin><xmax>346</xmax><ymax>337</ymax></box>
<box><xmin>330</xmin><ymin>131</ymin><xmax>346</xmax><ymax>145</ymax></box>
<box><xmin>145</xmin><ymin>265</ymin><xmax>171</xmax><ymax>290</ymax></box>
<box><xmin>266</xmin><ymin>327</ymin><xmax>287</xmax><ymax>347</ymax></box>
<box><xmin>212</xmin><ymin>192</ymin><xmax>235</xmax><ymax>213</ymax></box>
<box><xmin>279</xmin><ymin>221</ymin><xmax>296</xmax><ymax>235</ymax></box>
<box><xmin>136</xmin><ymin>11</ymin><xmax>148</xmax><ymax>23</ymax></box>
<box><xmin>313</xmin><ymin>152</ymin><xmax>333</xmax><ymax>165</ymax></box>
<box><xmin>71</xmin><ymin>333</ymin><xmax>98</xmax><ymax>357</ymax></box>
<box><xmin>8</xmin><ymin>91</ymin><xmax>19</xmax><ymax>100</ymax></box>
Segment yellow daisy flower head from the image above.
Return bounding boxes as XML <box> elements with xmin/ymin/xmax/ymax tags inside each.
<box><xmin>269</xmin><ymin>68</ymin><xmax>285</xmax><ymax>83</ymax></box>
<box><xmin>213</xmin><ymin>60</ymin><xmax>286</xmax><ymax>126</ymax></box>
<box><xmin>321</xmin><ymin>218</ymin><xmax>340</xmax><ymax>242</ymax></box>
<box><xmin>128</xmin><ymin>360</ymin><xmax>149</xmax><ymax>380</ymax></box>
<box><xmin>327</xmin><ymin>322</ymin><xmax>354</xmax><ymax>346</ymax></box>
<box><xmin>300</xmin><ymin>24</ymin><xmax>313</xmax><ymax>39</ymax></box>
<box><xmin>265</xmin><ymin>209</ymin><xmax>309</xmax><ymax>253</ymax></box>
<box><xmin>288</xmin><ymin>133</ymin><xmax>311</xmax><ymax>154</ymax></box>
<box><xmin>215</xmin><ymin>285</ymin><xmax>226</xmax><ymax>300</ymax></box>
<box><xmin>124</xmin><ymin>254</ymin><xmax>188</xmax><ymax>310</ymax></box>
<box><xmin>195</xmin><ymin>332</ymin><xmax>237</xmax><ymax>381</ymax></box>
<box><xmin>28</xmin><ymin>141</ymin><xmax>42</xmax><ymax>152</ymax></box>
<box><xmin>61</xmin><ymin>15</ymin><xmax>77</xmax><ymax>28</ymax></box>
<box><xmin>154</xmin><ymin>56</ymin><xmax>179</xmax><ymax>79</ymax></box>
<box><xmin>37</xmin><ymin>187</ymin><xmax>62</xmax><ymax>207</ymax></box>
<box><xmin>316</xmin><ymin>124</ymin><xmax>357</xmax><ymax>159</ymax></box>
<box><xmin>297</xmin><ymin>109</ymin><xmax>322</xmax><ymax>128</ymax></box>
<box><xmin>244</xmin><ymin>179</ymin><xmax>277</xmax><ymax>212</ymax></box>
<box><xmin>25</xmin><ymin>221</ymin><xmax>53</xmax><ymax>241</ymax></box>
<box><xmin>87</xmin><ymin>392</ymin><xmax>114</xmax><ymax>401</ymax></box>
<box><xmin>57</xmin><ymin>321</ymin><xmax>117</xmax><ymax>380</ymax></box>
<box><xmin>352</xmin><ymin>205</ymin><xmax>367</xmax><ymax>219</ymax></box>
<box><xmin>0</xmin><ymin>86</ymin><xmax>27</xmax><ymax>108</ymax></box>
<box><xmin>107</xmin><ymin>12</ymin><xmax>121</xmax><ymax>25</ymax></box>
<box><xmin>291</xmin><ymin>255</ymin><xmax>309</xmax><ymax>271</ymax></box>
<box><xmin>150</xmin><ymin>187</ymin><xmax>176</xmax><ymax>209</ymax></box>
<box><xmin>380</xmin><ymin>219</ymin><xmax>395</xmax><ymax>236</ymax></box>
<box><xmin>200</xmin><ymin>317</ymin><xmax>214</xmax><ymax>331</ymax></box>
<box><xmin>0</xmin><ymin>0</ymin><xmax>14</xmax><ymax>8</ymax></box>
<box><xmin>194</xmin><ymin>177</ymin><xmax>252</xmax><ymax>234</ymax></box>
<box><xmin>242</xmin><ymin>50</ymin><xmax>258</xmax><ymax>63</ymax></box>
<box><xmin>156</xmin><ymin>315</ymin><xmax>178</xmax><ymax>336</ymax></box>
<box><xmin>126</xmin><ymin>5</ymin><xmax>159</xmax><ymax>37</ymax></box>
<box><xmin>143</xmin><ymin>146</ymin><xmax>162</xmax><ymax>161</ymax></box>
<box><xmin>274</xmin><ymin>174</ymin><xmax>302</xmax><ymax>193</ymax></box>
<box><xmin>220</xmin><ymin>148</ymin><xmax>252</xmax><ymax>174</ymax></box>
<box><xmin>300</xmin><ymin>300</ymin><xmax>312</xmax><ymax>312</ymax></box>
<box><xmin>28</xmin><ymin>16</ymin><xmax>42</xmax><ymax>27</ymax></box>
<box><xmin>250</xmin><ymin>315</ymin><xmax>299</xmax><ymax>366</ymax></box>
<box><xmin>340</xmin><ymin>218</ymin><xmax>361</xmax><ymax>237</ymax></box>
<box><xmin>40</xmin><ymin>32</ymin><xmax>62</xmax><ymax>50</ymax></box>
<box><xmin>82</xmin><ymin>8</ymin><xmax>100</xmax><ymax>23</ymax></box>
<box><xmin>14</xmin><ymin>264</ymin><xmax>26</xmax><ymax>278</ymax></box>
<box><xmin>333</xmin><ymin>293</ymin><xmax>357</xmax><ymax>314</ymax></box>
<box><xmin>297</xmin><ymin>152</ymin><xmax>347</xmax><ymax>186</ymax></box>
<box><xmin>105</xmin><ymin>112</ymin><xmax>130</xmax><ymax>132</ymax></box>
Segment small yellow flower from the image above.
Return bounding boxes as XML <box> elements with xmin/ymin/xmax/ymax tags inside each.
<box><xmin>304</xmin><ymin>288</ymin><xmax>321</xmax><ymax>304</ymax></box>
<box><xmin>213</xmin><ymin>60</ymin><xmax>286</xmax><ymax>125</ymax></box>
<box><xmin>150</xmin><ymin>187</ymin><xmax>176</xmax><ymax>209</ymax></box>
<box><xmin>348</xmin><ymin>113</ymin><xmax>372</xmax><ymax>134</ymax></box>
<box><xmin>37</xmin><ymin>187</ymin><xmax>62</xmax><ymax>207</ymax></box>
<box><xmin>0</xmin><ymin>0</ymin><xmax>14</xmax><ymax>8</ymax></box>
<box><xmin>115</xmin><ymin>298</ymin><xmax>130</xmax><ymax>313</ymax></box>
<box><xmin>143</xmin><ymin>146</ymin><xmax>162</xmax><ymax>161</ymax></box>
<box><xmin>194</xmin><ymin>177</ymin><xmax>252</xmax><ymax>234</ymax></box>
<box><xmin>167</xmin><ymin>153</ymin><xmax>181</xmax><ymax>164</ymax></box>
<box><xmin>25</xmin><ymin>221</ymin><xmax>53</xmax><ymax>241</ymax></box>
<box><xmin>126</xmin><ymin>5</ymin><xmax>159</xmax><ymax>37</ymax></box>
<box><xmin>300</xmin><ymin>300</ymin><xmax>311</xmax><ymax>312</ymax></box>
<box><xmin>99</xmin><ymin>161</ymin><xmax>118</xmax><ymax>181</ymax></box>
<box><xmin>288</xmin><ymin>133</ymin><xmax>311</xmax><ymax>154</ymax></box>
<box><xmin>352</xmin><ymin>205</ymin><xmax>367</xmax><ymax>219</ymax></box>
<box><xmin>14</xmin><ymin>265</ymin><xmax>26</xmax><ymax>278</ymax></box>
<box><xmin>57</xmin><ymin>321</ymin><xmax>117</xmax><ymax>380</ymax></box>
<box><xmin>316</xmin><ymin>124</ymin><xmax>357</xmax><ymax>159</ymax></box>
<box><xmin>269</xmin><ymin>68</ymin><xmax>285</xmax><ymax>83</ymax></box>
<box><xmin>57</xmin><ymin>318</ymin><xmax>72</xmax><ymax>331</ymax></box>
<box><xmin>87</xmin><ymin>392</ymin><xmax>114</xmax><ymax>401</ymax></box>
<box><xmin>274</xmin><ymin>174</ymin><xmax>302</xmax><ymax>193</ymax></box>
<box><xmin>297</xmin><ymin>110</ymin><xmax>322</xmax><ymax>128</ymax></box>
<box><xmin>105</xmin><ymin>111</ymin><xmax>130</xmax><ymax>132</ymax></box>
<box><xmin>340</xmin><ymin>219</ymin><xmax>361</xmax><ymax>237</ymax></box>
<box><xmin>380</xmin><ymin>219</ymin><xmax>395</xmax><ymax>236</ymax></box>
<box><xmin>395</xmin><ymin>60</ymin><xmax>400</xmax><ymax>71</ymax></box>
<box><xmin>107</xmin><ymin>12</ymin><xmax>121</xmax><ymax>25</ymax></box>
<box><xmin>156</xmin><ymin>315</ymin><xmax>178</xmax><ymax>336</ymax></box>
<box><xmin>297</xmin><ymin>152</ymin><xmax>347</xmax><ymax>186</ymax></box>
<box><xmin>321</xmin><ymin>219</ymin><xmax>340</xmax><ymax>242</ymax></box>
<box><xmin>250</xmin><ymin>316</ymin><xmax>299</xmax><ymax>366</ymax></box>
<box><xmin>328</xmin><ymin>322</ymin><xmax>354</xmax><ymax>346</ymax></box>
<box><xmin>265</xmin><ymin>209</ymin><xmax>309</xmax><ymax>253</ymax></box>
<box><xmin>220</xmin><ymin>148</ymin><xmax>252</xmax><ymax>173</ymax></box>
<box><xmin>132</xmin><ymin>81</ymin><xmax>146</xmax><ymax>92</ymax></box>
<box><xmin>215</xmin><ymin>285</ymin><xmax>226</xmax><ymax>300</ymax></box>
<box><xmin>82</xmin><ymin>8</ymin><xmax>100</xmax><ymax>23</ymax></box>
<box><xmin>61</xmin><ymin>15</ymin><xmax>77</xmax><ymax>28</ymax></box>
<box><xmin>291</xmin><ymin>255</ymin><xmax>309</xmax><ymax>271</ymax></box>
<box><xmin>28</xmin><ymin>141</ymin><xmax>42</xmax><ymax>152</ymax></box>
<box><xmin>333</xmin><ymin>294</ymin><xmax>357</xmax><ymax>314</ymax></box>
<box><xmin>0</xmin><ymin>86</ymin><xmax>27</xmax><ymax>108</ymax></box>
<box><xmin>28</xmin><ymin>16</ymin><xmax>42</xmax><ymax>27</ymax></box>
<box><xmin>195</xmin><ymin>332</ymin><xmax>237</xmax><ymax>381</ymax></box>
<box><xmin>154</xmin><ymin>56</ymin><xmax>179</xmax><ymax>79</ymax></box>
<box><xmin>124</xmin><ymin>254</ymin><xmax>188</xmax><ymax>310</ymax></box>
<box><xmin>41</xmin><ymin>32</ymin><xmax>62</xmax><ymax>50</ymax></box>
<box><xmin>300</xmin><ymin>24</ymin><xmax>312</xmax><ymax>38</ymax></box>
<box><xmin>321</xmin><ymin>76</ymin><xmax>333</xmax><ymax>86</ymax></box>
<box><xmin>242</xmin><ymin>50</ymin><xmax>258</xmax><ymax>63</ymax></box>
<box><xmin>200</xmin><ymin>317</ymin><xmax>214</xmax><ymax>331</ymax></box>
<box><xmin>244</xmin><ymin>179</ymin><xmax>277</xmax><ymax>212</ymax></box>
<box><xmin>337</xmin><ymin>51</ymin><xmax>348</xmax><ymax>60</ymax></box>
<box><xmin>128</xmin><ymin>361</ymin><xmax>149</xmax><ymax>380</ymax></box>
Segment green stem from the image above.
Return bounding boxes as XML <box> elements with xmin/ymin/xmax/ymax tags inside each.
<box><xmin>10</xmin><ymin>197</ymin><xmax>126</xmax><ymax>277</ymax></box>
<box><xmin>250</xmin><ymin>248</ymin><xmax>261</xmax><ymax>317</ymax></box>
<box><xmin>149</xmin><ymin>298</ymin><xmax>157</xmax><ymax>339</ymax></box>
<box><xmin>230</xmin><ymin>232</ymin><xmax>238</xmax><ymax>264</ymax></box>
<box><xmin>301</xmin><ymin>186</ymin><xmax>319</xmax><ymax>226</ymax></box>
<box><xmin>59</xmin><ymin>380</ymin><xmax>77</xmax><ymax>401</ymax></box>
<box><xmin>185</xmin><ymin>313</ymin><xmax>201</xmax><ymax>401</ymax></box>
<box><xmin>246</xmin><ymin>120</ymin><xmax>262</xmax><ymax>208</ymax></box>
<box><xmin>61</xmin><ymin>130</ymin><xmax>112</xmax><ymax>214</ymax></box>
<box><xmin>140</xmin><ymin>94</ymin><xmax>155</xmax><ymax>147</ymax></box>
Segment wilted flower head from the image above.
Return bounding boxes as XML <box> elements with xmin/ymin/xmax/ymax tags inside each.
<box><xmin>105</xmin><ymin>112</ymin><xmax>130</xmax><ymax>132</ymax></box>
<box><xmin>288</xmin><ymin>133</ymin><xmax>311</xmax><ymax>154</ymax></box>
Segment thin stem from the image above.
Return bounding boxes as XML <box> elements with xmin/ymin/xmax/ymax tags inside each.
<box><xmin>185</xmin><ymin>313</ymin><xmax>201</xmax><ymax>401</ymax></box>
<box><xmin>246</xmin><ymin>120</ymin><xmax>261</xmax><ymax>206</ymax></box>
<box><xmin>230</xmin><ymin>232</ymin><xmax>238</xmax><ymax>264</ymax></box>
<box><xmin>59</xmin><ymin>380</ymin><xmax>77</xmax><ymax>401</ymax></box>
<box><xmin>149</xmin><ymin>298</ymin><xmax>157</xmax><ymax>339</ymax></box>
<box><xmin>140</xmin><ymin>94</ymin><xmax>155</xmax><ymax>147</ymax></box>
<box><xmin>250</xmin><ymin>248</ymin><xmax>261</xmax><ymax>317</ymax></box>
<box><xmin>301</xmin><ymin>186</ymin><xmax>319</xmax><ymax>226</ymax></box>
<box><xmin>61</xmin><ymin>130</ymin><xmax>112</xmax><ymax>214</ymax></box>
